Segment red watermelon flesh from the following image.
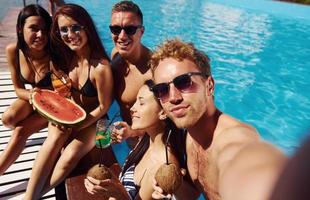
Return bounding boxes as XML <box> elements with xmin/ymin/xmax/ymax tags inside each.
<box><xmin>32</xmin><ymin>89</ymin><xmax>86</xmax><ymax>125</ymax></box>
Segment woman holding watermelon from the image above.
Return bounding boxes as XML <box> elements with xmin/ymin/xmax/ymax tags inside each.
<box><xmin>0</xmin><ymin>5</ymin><xmax>52</xmax><ymax>175</ymax></box>
<box><xmin>24</xmin><ymin>4</ymin><xmax>118</xmax><ymax>199</ymax></box>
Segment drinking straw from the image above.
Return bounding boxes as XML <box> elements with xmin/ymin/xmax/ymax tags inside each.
<box><xmin>98</xmin><ymin>139</ymin><xmax>104</xmax><ymax>166</ymax></box>
<box><xmin>98</xmin><ymin>111</ymin><xmax>120</xmax><ymax>165</ymax></box>
<box><xmin>165</xmin><ymin>129</ymin><xmax>172</xmax><ymax>165</ymax></box>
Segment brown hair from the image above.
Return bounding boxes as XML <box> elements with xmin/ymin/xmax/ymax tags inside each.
<box><xmin>112</xmin><ymin>1</ymin><xmax>143</xmax><ymax>24</ymax></box>
<box><xmin>50</xmin><ymin>3</ymin><xmax>109</xmax><ymax>71</ymax></box>
<box><xmin>150</xmin><ymin>38</ymin><xmax>211</xmax><ymax>77</ymax></box>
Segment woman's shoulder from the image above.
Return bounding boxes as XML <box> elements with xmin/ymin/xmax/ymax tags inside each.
<box><xmin>99</xmin><ymin>58</ymin><xmax>110</xmax><ymax>66</ymax></box>
<box><xmin>5</xmin><ymin>43</ymin><xmax>19</xmax><ymax>69</ymax></box>
<box><xmin>91</xmin><ymin>57</ymin><xmax>110</xmax><ymax>67</ymax></box>
<box><xmin>92</xmin><ymin>58</ymin><xmax>111</xmax><ymax>73</ymax></box>
<box><xmin>6</xmin><ymin>43</ymin><xmax>17</xmax><ymax>56</ymax></box>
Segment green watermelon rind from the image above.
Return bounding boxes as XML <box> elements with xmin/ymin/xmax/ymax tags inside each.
<box><xmin>32</xmin><ymin>89</ymin><xmax>86</xmax><ymax>127</ymax></box>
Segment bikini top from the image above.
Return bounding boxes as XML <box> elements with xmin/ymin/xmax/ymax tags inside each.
<box><xmin>119</xmin><ymin>164</ymin><xmax>140</xmax><ymax>200</ymax></box>
<box><xmin>18</xmin><ymin>53</ymin><xmax>52</xmax><ymax>88</ymax></box>
<box><xmin>74</xmin><ymin>66</ymin><xmax>98</xmax><ymax>97</ymax></box>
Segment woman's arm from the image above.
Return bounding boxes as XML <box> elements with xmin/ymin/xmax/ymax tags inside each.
<box><xmin>6</xmin><ymin>43</ymin><xmax>32</xmax><ymax>101</ymax></box>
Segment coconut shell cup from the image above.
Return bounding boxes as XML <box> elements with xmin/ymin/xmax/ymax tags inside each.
<box><xmin>154</xmin><ymin>163</ymin><xmax>183</xmax><ymax>194</ymax></box>
<box><xmin>87</xmin><ymin>164</ymin><xmax>112</xmax><ymax>180</ymax></box>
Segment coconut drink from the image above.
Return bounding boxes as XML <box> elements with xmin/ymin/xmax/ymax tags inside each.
<box><xmin>87</xmin><ymin>112</ymin><xmax>120</xmax><ymax>180</ymax></box>
<box><xmin>155</xmin><ymin>163</ymin><xmax>183</xmax><ymax>194</ymax></box>
<box><xmin>87</xmin><ymin>164</ymin><xmax>112</xmax><ymax>180</ymax></box>
<box><xmin>154</xmin><ymin>130</ymin><xmax>183</xmax><ymax>194</ymax></box>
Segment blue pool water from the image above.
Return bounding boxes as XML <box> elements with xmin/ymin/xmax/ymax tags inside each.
<box><xmin>67</xmin><ymin>0</ymin><xmax>310</xmax><ymax>161</ymax></box>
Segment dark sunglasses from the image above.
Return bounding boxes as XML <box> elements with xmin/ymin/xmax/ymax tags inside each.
<box><xmin>59</xmin><ymin>24</ymin><xmax>84</xmax><ymax>37</ymax></box>
<box><xmin>151</xmin><ymin>72</ymin><xmax>207</xmax><ymax>101</ymax></box>
<box><xmin>109</xmin><ymin>25</ymin><xmax>143</xmax><ymax>36</ymax></box>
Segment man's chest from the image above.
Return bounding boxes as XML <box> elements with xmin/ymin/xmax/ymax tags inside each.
<box><xmin>187</xmin><ymin>145</ymin><xmax>220</xmax><ymax>199</ymax></box>
<box><xmin>114</xmin><ymin>68</ymin><xmax>151</xmax><ymax>102</ymax></box>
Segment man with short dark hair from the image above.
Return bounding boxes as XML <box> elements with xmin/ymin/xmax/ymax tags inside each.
<box><xmin>109</xmin><ymin>1</ymin><xmax>152</xmax><ymax>148</ymax></box>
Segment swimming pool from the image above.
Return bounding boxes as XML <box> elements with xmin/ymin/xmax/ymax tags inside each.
<box><xmin>67</xmin><ymin>0</ymin><xmax>310</xmax><ymax>159</ymax></box>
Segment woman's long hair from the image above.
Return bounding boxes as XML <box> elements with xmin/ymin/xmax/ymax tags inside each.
<box><xmin>121</xmin><ymin>80</ymin><xmax>187</xmax><ymax>177</ymax></box>
<box><xmin>16</xmin><ymin>4</ymin><xmax>52</xmax><ymax>62</ymax></box>
<box><xmin>50</xmin><ymin>3</ymin><xmax>110</xmax><ymax>72</ymax></box>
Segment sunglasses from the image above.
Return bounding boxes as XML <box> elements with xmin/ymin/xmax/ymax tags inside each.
<box><xmin>59</xmin><ymin>24</ymin><xmax>84</xmax><ymax>37</ymax></box>
<box><xmin>151</xmin><ymin>72</ymin><xmax>207</xmax><ymax>102</ymax></box>
<box><xmin>109</xmin><ymin>25</ymin><xmax>143</xmax><ymax>36</ymax></box>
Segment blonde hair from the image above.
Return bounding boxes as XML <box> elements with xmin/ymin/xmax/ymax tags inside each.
<box><xmin>150</xmin><ymin>38</ymin><xmax>211</xmax><ymax>77</ymax></box>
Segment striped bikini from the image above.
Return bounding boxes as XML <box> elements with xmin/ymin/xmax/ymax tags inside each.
<box><xmin>119</xmin><ymin>165</ymin><xmax>140</xmax><ymax>200</ymax></box>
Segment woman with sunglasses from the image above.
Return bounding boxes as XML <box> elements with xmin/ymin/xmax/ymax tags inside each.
<box><xmin>0</xmin><ymin>4</ymin><xmax>52</xmax><ymax>175</ymax></box>
<box><xmin>84</xmin><ymin>80</ymin><xmax>200</xmax><ymax>200</ymax></box>
<box><xmin>24</xmin><ymin>4</ymin><xmax>117</xmax><ymax>199</ymax></box>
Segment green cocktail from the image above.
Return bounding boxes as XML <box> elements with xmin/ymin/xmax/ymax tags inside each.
<box><xmin>96</xmin><ymin>130</ymin><xmax>111</xmax><ymax>148</ymax></box>
<box><xmin>95</xmin><ymin>119</ymin><xmax>113</xmax><ymax>148</ymax></box>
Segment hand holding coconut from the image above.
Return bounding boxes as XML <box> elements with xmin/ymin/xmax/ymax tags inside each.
<box><xmin>87</xmin><ymin>164</ymin><xmax>112</xmax><ymax>181</ymax></box>
<box><xmin>85</xmin><ymin>164</ymin><xmax>113</xmax><ymax>195</ymax></box>
<box><xmin>152</xmin><ymin>167</ymin><xmax>186</xmax><ymax>199</ymax></box>
<box><xmin>85</xmin><ymin>164</ymin><xmax>130</xmax><ymax>199</ymax></box>
<box><xmin>152</xmin><ymin>130</ymin><xmax>183</xmax><ymax>199</ymax></box>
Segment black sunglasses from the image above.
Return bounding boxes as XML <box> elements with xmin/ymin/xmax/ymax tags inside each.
<box><xmin>109</xmin><ymin>25</ymin><xmax>143</xmax><ymax>36</ymax></box>
<box><xmin>151</xmin><ymin>72</ymin><xmax>207</xmax><ymax>101</ymax></box>
<box><xmin>59</xmin><ymin>24</ymin><xmax>84</xmax><ymax>37</ymax></box>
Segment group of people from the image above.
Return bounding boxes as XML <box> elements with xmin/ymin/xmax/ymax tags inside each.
<box><xmin>0</xmin><ymin>1</ymin><xmax>291</xmax><ymax>200</ymax></box>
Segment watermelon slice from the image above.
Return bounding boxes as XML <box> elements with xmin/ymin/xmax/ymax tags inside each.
<box><xmin>32</xmin><ymin>89</ymin><xmax>86</xmax><ymax>126</ymax></box>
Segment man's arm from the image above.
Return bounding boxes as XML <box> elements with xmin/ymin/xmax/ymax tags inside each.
<box><xmin>215</xmin><ymin>126</ymin><xmax>287</xmax><ymax>200</ymax></box>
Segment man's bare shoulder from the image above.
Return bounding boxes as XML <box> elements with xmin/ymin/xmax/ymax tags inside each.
<box><xmin>211</xmin><ymin>114</ymin><xmax>261</xmax><ymax>167</ymax></box>
<box><xmin>213</xmin><ymin>114</ymin><xmax>260</xmax><ymax>147</ymax></box>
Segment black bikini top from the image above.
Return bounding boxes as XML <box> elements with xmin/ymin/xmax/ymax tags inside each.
<box><xmin>75</xmin><ymin>66</ymin><xmax>98</xmax><ymax>97</ymax></box>
<box><xmin>18</xmin><ymin>53</ymin><xmax>52</xmax><ymax>88</ymax></box>
<box><xmin>19</xmin><ymin>71</ymin><xmax>52</xmax><ymax>88</ymax></box>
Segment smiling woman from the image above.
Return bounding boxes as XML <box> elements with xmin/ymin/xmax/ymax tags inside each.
<box><xmin>0</xmin><ymin>4</ymin><xmax>52</xmax><ymax>176</ymax></box>
<box><xmin>24</xmin><ymin>3</ymin><xmax>117</xmax><ymax>200</ymax></box>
